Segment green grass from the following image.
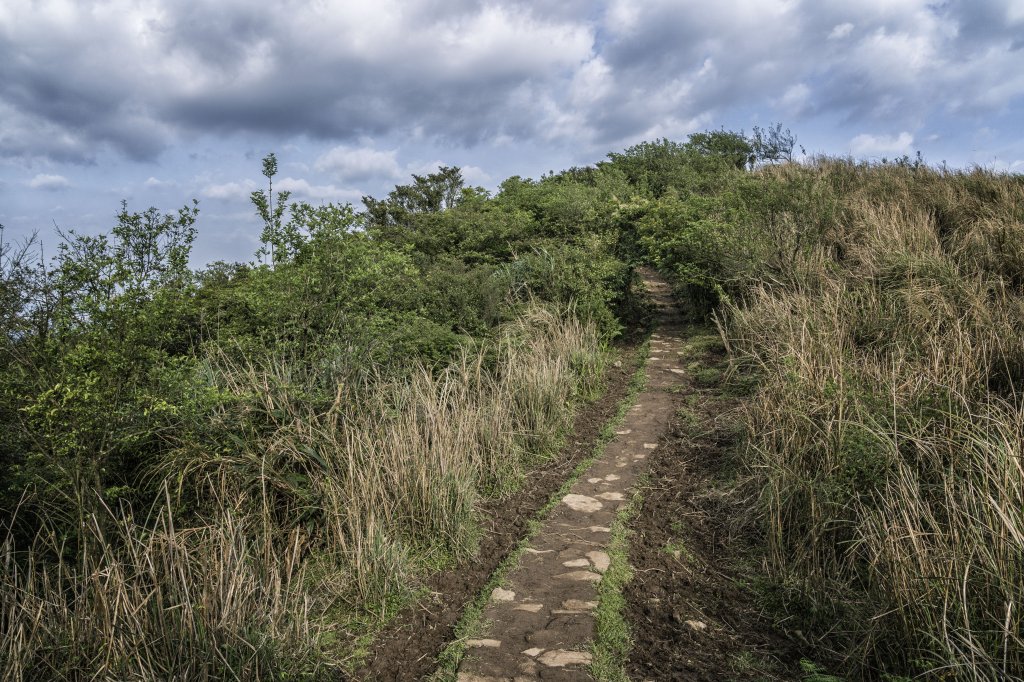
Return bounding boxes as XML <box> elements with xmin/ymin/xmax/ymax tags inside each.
<box><xmin>647</xmin><ymin>159</ymin><xmax>1024</xmax><ymax>678</ymax></box>
<box><xmin>590</xmin><ymin>481</ymin><xmax>643</xmax><ymax>681</ymax></box>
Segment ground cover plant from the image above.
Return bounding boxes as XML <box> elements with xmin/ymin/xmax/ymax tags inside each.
<box><xmin>1</xmin><ymin>125</ymin><xmax>1021</xmax><ymax>681</ymax></box>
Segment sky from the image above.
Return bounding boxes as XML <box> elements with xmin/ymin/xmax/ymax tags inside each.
<box><xmin>1</xmin><ymin>0</ymin><xmax>1023</xmax><ymax>266</ymax></box>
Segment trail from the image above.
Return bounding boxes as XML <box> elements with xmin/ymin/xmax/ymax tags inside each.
<box><xmin>456</xmin><ymin>270</ymin><xmax>686</xmax><ymax>681</ymax></box>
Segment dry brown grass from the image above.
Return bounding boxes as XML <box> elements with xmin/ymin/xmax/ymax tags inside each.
<box><xmin>723</xmin><ymin>161</ymin><xmax>1024</xmax><ymax>679</ymax></box>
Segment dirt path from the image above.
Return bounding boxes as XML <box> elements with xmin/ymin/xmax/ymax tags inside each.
<box><xmin>456</xmin><ymin>271</ymin><xmax>687</xmax><ymax>681</ymax></box>
<box><xmin>623</xmin><ymin>321</ymin><xmax>805</xmax><ymax>681</ymax></box>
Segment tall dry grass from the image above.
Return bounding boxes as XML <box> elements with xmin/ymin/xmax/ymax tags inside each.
<box><xmin>724</xmin><ymin>161</ymin><xmax>1024</xmax><ymax>678</ymax></box>
<box><xmin>0</xmin><ymin>304</ymin><xmax>606</xmax><ymax>680</ymax></box>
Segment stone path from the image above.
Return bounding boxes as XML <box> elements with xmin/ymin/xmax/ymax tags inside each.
<box><xmin>456</xmin><ymin>271</ymin><xmax>687</xmax><ymax>681</ymax></box>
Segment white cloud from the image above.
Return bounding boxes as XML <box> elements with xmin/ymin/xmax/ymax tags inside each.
<box><xmin>404</xmin><ymin>160</ymin><xmax>448</xmax><ymax>177</ymax></box>
<box><xmin>828</xmin><ymin>22</ymin><xmax>854</xmax><ymax>39</ymax></box>
<box><xmin>202</xmin><ymin>179</ymin><xmax>257</xmax><ymax>200</ymax></box>
<box><xmin>200</xmin><ymin>175</ymin><xmax>359</xmax><ymax>205</ymax></box>
<box><xmin>314</xmin><ymin>145</ymin><xmax>402</xmax><ymax>181</ymax></box>
<box><xmin>777</xmin><ymin>82</ymin><xmax>811</xmax><ymax>116</ymax></box>
<box><xmin>275</xmin><ymin>177</ymin><xmax>362</xmax><ymax>203</ymax></box>
<box><xmin>461</xmin><ymin>165</ymin><xmax>493</xmax><ymax>186</ymax></box>
<box><xmin>28</xmin><ymin>173</ymin><xmax>70</xmax><ymax>190</ymax></box>
<box><xmin>569</xmin><ymin>57</ymin><xmax>614</xmax><ymax>108</ymax></box>
<box><xmin>144</xmin><ymin>176</ymin><xmax>176</xmax><ymax>188</ymax></box>
<box><xmin>851</xmin><ymin>28</ymin><xmax>935</xmax><ymax>87</ymax></box>
<box><xmin>850</xmin><ymin>131</ymin><xmax>914</xmax><ymax>156</ymax></box>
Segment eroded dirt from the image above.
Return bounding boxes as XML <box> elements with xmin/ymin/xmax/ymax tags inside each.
<box><xmin>625</xmin><ymin>331</ymin><xmax>805</xmax><ymax>681</ymax></box>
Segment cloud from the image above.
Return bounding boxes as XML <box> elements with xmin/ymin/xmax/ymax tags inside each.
<box><xmin>144</xmin><ymin>176</ymin><xmax>176</xmax><ymax>189</ymax></box>
<box><xmin>0</xmin><ymin>0</ymin><xmax>1021</xmax><ymax>172</ymax></box>
<box><xmin>776</xmin><ymin>83</ymin><xmax>812</xmax><ymax>116</ymax></box>
<box><xmin>200</xmin><ymin>175</ymin><xmax>359</xmax><ymax>206</ymax></box>
<box><xmin>202</xmin><ymin>179</ymin><xmax>257</xmax><ymax>200</ymax></box>
<box><xmin>27</xmin><ymin>173</ymin><xmax>70</xmax><ymax>190</ymax></box>
<box><xmin>314</xmin><ymin>145</ymin><xmax>402</xmax><ymax>181</ymax></box>
<box><xmin>0</xmin><ymin>0</ymin><xmax>594</xmax><ymax>161</ymax></box>
<box><xmin>828</xmin><ymin>22</ymin><xmax>855</xmax><ymax>39</ymax></box>
<box><xmin>850</xmin><ymin>131</ymin><xmax>915</xmax><ymax>156</ymax></box>
<box><xmin>461</xmin><ymin>165</ymin><xmax>493</xmax><ymax>186</ymax></box>
<box><xmin>275</xmin><ymin>177</ymin><xmax>362</xmax><ymax>203</ymax></box>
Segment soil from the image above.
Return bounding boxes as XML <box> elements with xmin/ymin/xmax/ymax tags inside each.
<box><xmin>354</xmin><ymin>337</ymin><xmax>645</xmax><ymax>682</ymax></box>
<box><xmin>624</xmin><ymin>332</ymin><xmax>806</xmax><ymax>681</ymax></box>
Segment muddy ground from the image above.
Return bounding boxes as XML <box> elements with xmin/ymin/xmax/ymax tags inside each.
<box><xmin>624</xmin><ymin>328</ymin><xmax>805</xmax><ymax>681</ymax></box>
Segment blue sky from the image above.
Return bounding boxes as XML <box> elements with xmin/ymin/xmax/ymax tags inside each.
<box><xmin>2</xmin><ymin>0</ymin><xmax>1022</xmax><ymax>265</ymax></box>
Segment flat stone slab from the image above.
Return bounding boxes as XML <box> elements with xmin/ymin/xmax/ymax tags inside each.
<box><xmin>491</xmin><ymin>588</ymin><xmax>516</xmax><ymax>602</ymax></box>
<box><xmin>556</xmin><ymin>570</ymin><xmax>602</xmax><ymax>583</ymax></box>
<box><xmin>467</xmin><ymin>639</ymin><xmax>503</xmax><ymax>648</ymax></box>
<box><xmin>587</xmin><ymin>551</ymin><xmax>611</xmax><ymax>573</ymax></box>
<box><xmin>562</xmin><ymin>494</ymin><xmax>602</xmax><ymax>513</ymax></box>
<box><xmin>538</xmin><ymin>650</ymin><xmax>592</xmax><ymax>667</ymax></box>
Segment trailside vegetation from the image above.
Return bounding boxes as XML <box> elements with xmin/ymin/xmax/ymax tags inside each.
<box><xmin>0</xmin><ymin>156</ymin><xmax>643</xmax><ymax>678</ymax></box>
<box><xmin>632</xmin><ymin>144</ymin><xmax>1024</xmax><ymax>679</ymax></box>
<box><xmin>2</xmin><ymin>124</ymin><xmax>1022</xmax><ymax>681</ymax></box>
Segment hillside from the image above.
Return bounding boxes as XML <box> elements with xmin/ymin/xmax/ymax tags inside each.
<box><xmin>2</xmin><ymin>132</ymin><xmax>1022</xmax><ymax>681</ymax></box>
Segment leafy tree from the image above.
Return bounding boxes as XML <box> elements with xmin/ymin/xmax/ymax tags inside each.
<box><xmin>251</xmin><ymin>152</ymin><xmax>292</xmax><ymax>264</ymax></box>
<box><xmin>687</xmin><ymin>130</ymin><xmax>754</xmax><ymax>170</ymax></box>
<box><xmin>603</xmin><ymin>138</ymin><xmax>692</xmax><ymax>197</ymax></box>
<box><xmin>363</xmin><ymin>165</ymin><xmax>466</xmax><ymax>229</ymax></box>
<box><xmin>3</xmin><ymin>201</ymin><xmax>200</xmax><ymax>543</ymax></box>
<box><xmin>750</xmin><ymin>122</ymin><xmax>797</xmax><ymax>164</ymax></box>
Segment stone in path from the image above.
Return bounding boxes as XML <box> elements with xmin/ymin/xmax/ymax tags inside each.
<box><xmin>455</xmin><ymin>270</ymin><xmax>689</xmax><ymax>681</ymax></box>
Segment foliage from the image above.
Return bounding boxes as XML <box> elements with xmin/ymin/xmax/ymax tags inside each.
<box><xmin>9</xmin><ymin>125</ymin><xmax>1015</xmax><ymax>681</ymax></box>
<box><xmin>251</xmin><ymin>152</ymin><xmax>292</xmax><ymax>264</ymax></box>
<box><xmin>658</xmin><ymin>158</ymin><xmax>1024</xmax><ymax>679</ymax></box>
<box><xmin>0</xmin><ymin>144</ymin><xmax>638</xmax><ymax>678</ymax></box>
<box><xmin>749</xmin><ymin>122</ymin><xmax>798</xmax><ymax>164</ymax></box>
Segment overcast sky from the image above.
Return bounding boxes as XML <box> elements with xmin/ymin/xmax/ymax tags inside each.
<box><xmin>2</xmin><ymin>0</ymin><xmax>1022</xmax><ymax>265</ymax></box>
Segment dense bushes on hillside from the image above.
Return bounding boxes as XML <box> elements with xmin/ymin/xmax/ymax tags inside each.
<box><xmin>0</xmin><ymin>154</ymin><xmax>646</xmax><ymax>678</ymax></box>
<box><xmin>3</xmin><ymin>125</ymin><xmax>1019</xmax><ymax>680</ymax></box>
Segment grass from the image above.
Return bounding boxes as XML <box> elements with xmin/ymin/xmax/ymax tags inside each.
<box><xmin>0</xmin><ymin>304</ymin><xmax>610</xmax><ymax>681</ymax></box>
<box><xmin>711</xmin><ymin>160</ymin><xmax>1024</xmax><ymax>679</ymax></box>
<box><xmin>590</xmin><ymin>483</ymin><xmax>643</xmax><ymax>682</ymax></box>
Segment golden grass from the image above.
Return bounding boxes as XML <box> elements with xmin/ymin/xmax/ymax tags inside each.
<box><xmin>724</xmin><ymin>161</ymin><xmax>1024</xmax><ymax>678</ymax></box>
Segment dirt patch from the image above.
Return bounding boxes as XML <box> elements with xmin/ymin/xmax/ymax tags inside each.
<box><xmin>625</xmin><ymin>332</ymin><xmax>806</xmax><ymax>681</ymax></box>
<box><xmin>354</xmin><ymin>340</ymin><xmax>645</xmax><ymax>681</ymax></box>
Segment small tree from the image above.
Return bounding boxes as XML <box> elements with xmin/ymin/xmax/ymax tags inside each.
<box><xmin>250</xmin><ymin>153</ymin><xmax>292</xmax><ymax>265</ymax></box>
<box><xmin>750</xmin><ymin>123</ymin><xmax>797</xmax><ymax>165</ymax></box>
<box><xmin>687</xmin><ymin>130</ymin><xmax>754</xmax><ymax>170</ymax></box>
<box><xmin>362</xmin><ymin>166</ymin><xmax>466</xmax><ymax>229</ymax></box>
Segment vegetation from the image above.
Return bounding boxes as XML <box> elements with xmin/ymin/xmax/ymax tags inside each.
<box><xmin>590</xmin><ymin>485</ymin><xmax>642</xmax><ymax>682</ymax></box>
<box><xmin>1</xmin><ymin>122</ymin><xmax>1021</xmax><ymax>680</ymax></box>
<box><xmin>0</xmin><ymin>156</ymin><xmax>640</xmax><ymax>679</ymax></box>
<box><xmin>632</xmin><ymin>147</ymin><xmax>1024</xmax><ymax>679</ymax></box>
